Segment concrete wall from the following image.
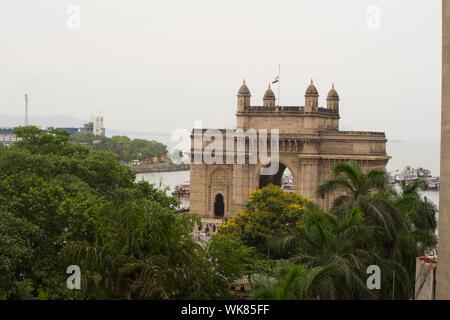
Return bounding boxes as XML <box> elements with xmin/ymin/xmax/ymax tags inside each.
<box><xmin>436</xmin><ymin>0</ymin><xmax>450</xmax><ymax>299</ymax></box>
<box><xmin>415</xmin><ymin>257</ymin><xmax>437</xmax><ymax>300</ymax></box>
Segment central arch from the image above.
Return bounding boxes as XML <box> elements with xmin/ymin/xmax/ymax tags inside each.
<box><xmin>257</xmin><ymin>161</ymin><xmax>295</xmax><ymax>191</ymax></box>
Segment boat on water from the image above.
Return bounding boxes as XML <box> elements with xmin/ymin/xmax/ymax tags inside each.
<box><xmin>388</xmin><ymin>166</ymin><xmax>439</xmax><ymax>190</ymax></box>
<box><xmin>282</xmin><ymin>175</ymin><xmax>294</xmax><ymax>192</ymax></box>
<box><xmin>172</xmin><ymin>184</ymin><xmax>190</xmax><ymax>196</ymax></box>
<box><xmin>172</xmin><ymin>183</ymin><xmax>190</xmax><ymax>212</ymax></box>
<box><xmin>417</xmin><ymin>167</ymin><xmax>432</xmax><ymax>178</ymax></box>
<box><xmin>424</xmin><ymin>177</ymin><xmax>440</xmax><ymax>190</ymax></box>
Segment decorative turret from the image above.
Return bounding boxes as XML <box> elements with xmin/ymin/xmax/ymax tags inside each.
<box><xmin>237</xmin><ymin>79</ymin><xmax>251</xmax><ymax>112</ymax></box>
<box><xmin>326</xmin><ymin>84</ymin><xmax>339</xmax><ymax>113</ymax></box>
<box><xmin>304</xmin><ymin>79</ymin><xmax>319</xmax><ymax>113</ymax></box>
<box><xmin>263</xmin><ymin>84</ymin><xmax>276</xmax><ymax>107</ymax></box>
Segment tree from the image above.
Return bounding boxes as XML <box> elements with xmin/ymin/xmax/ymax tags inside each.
<box><xmin>69</xmin><ymin>132</ymin><xmax>168</xmax><ymax>163</ymax></box>
<box><xmin>316</xmin><ymin>161</ymin><xmax>406</xmax><ymax>248</ymax></box>
<box><xmin>0</xmin><ymin>208</ymin><xmax>42</xmax><ymax>299</ymax></box>
<box><xmin>270</xmin><ymin>202</ymin><xmax>412</xmax><ymax>299</ymax></box>
<box><xmin>208</xmin><ymin>235</ymin><xmax>273</xmax><ymax>283</ymax></box>
<box><xmin>383</xmin><ymin>179</ymin><xmax>438</xmax><ymax>286</ymax></box>
<box><xmin>392</xmin><ymin>180</ymin><xmax>438</xmax><ymax>233</ymax></box>
<box><xmin>14</xmin><ymin>126</ymin><xmax>89</xmax><ymax>157</ymax></box>
<box><xmin>217</xmin><ymin>184</ymin><xmax>307</xmax><ymax>254</ymax></box>
<box><xmin>251</xmin><ymin>260</ymin><xmax>336</xmax><ymax>300</ymax></box>
<box><xmin>0</xmin><ymin>127</ymin><xmax>198</xmax><ymax>299</ymax></box>
<box><xmin>60</xmin><ymin>202</ymin><xmax>230</xmax><ymax>299</ymax></box>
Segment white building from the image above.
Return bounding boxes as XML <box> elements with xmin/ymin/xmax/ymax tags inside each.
<box><xmin>0</xmin><ymin>127</ymin><xmax>20</xmax><ymax>146</ymax></box>
<box><xmin>80</xmin><ymin>115</ymin><xmax>105</xmax><ymax>136</ymax></box>
<box><xmin>91</xmin><ymin>115</ymin><xmax>104</xmax><ymax>136</ymax></box>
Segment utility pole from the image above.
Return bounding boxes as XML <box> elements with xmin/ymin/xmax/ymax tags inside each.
<box><xmin>278</xmin><ymin>64</ymin><xmax>281</xmax><ymax>106</ymax></box>
<box><xmin>24</xmin><ymin>94</ymin><xmax>28</xmax><ymax>126</ymax></box>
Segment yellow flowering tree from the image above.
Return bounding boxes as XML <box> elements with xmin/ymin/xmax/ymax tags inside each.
<box><xmin>216</xmin><ymin>184</ymin><xmax>308</xmax><ymax>253</ymax></box>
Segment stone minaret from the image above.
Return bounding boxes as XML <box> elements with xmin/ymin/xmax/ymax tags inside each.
<box><xmin>304</xmin><ymin>79</ymin><xmax>319</xmax><ymax>113</ymax></box>
<box><xmin>263</xmin><ymin>84</ymin><xmax>276</xmax><ymax>107</ymax></box>
<box><xmin>237</xmin><ymin>80</ymin><xmax>251</xmax><ymax>112</ymax></box>
<box><xmin>437</xmin><ymin>0</ymin><xmax>450</xmax><ymax>299</ymax></box>
<box><xmin>327</xmin><ymin>84</ymin><xmax>340</xmax><ymax>114</ymax></box>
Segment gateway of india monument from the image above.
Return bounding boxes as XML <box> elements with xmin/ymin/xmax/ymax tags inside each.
<box><xmin>190</xmin><ymin>79</ymin><xmax>390</xmax><ymax>218</ymax></box>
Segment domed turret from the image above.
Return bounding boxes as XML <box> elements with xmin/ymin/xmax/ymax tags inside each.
<box><xmin>305</xmin><ymin>79</ymin><xmax>319</xmax><ymax>97</ymax></box>
<box><xmin>263</xmin><ymin>84</ymin><xmax>276</xmax><ymax>107</ymax></box>
<box><xmin>305</xmin><ymin>79</ymin><xmax>319</xmax><ymax>112</ymax></box>
<box><xmin>327</xmin><ymin>84</ymin><xmax>339</xmax><ymax>100</ymax></box>
<box><xmin>327</xmin><ymin>84</ymin><xmax>339</xmax><ymax>113</ymax></box>
<box><xmin>237</xmin><ymin>80</ymin><xmax>251</xmax><ymax>96</ymax></box>
<box><xmin>237</xmin><ymin>79</ymin><xmax>251</xmax><ymax>112</ymax></box>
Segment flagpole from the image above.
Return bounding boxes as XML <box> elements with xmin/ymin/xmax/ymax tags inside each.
<box><xmin>278</xmin><ymin>64</ymin><xmax>281</xmax><ymax>106</ymax></box>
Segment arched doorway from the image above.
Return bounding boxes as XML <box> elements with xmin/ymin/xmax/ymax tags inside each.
<box><xmin>258</xmin><ymin>162</ymin><xmax>294</xmax><ymax>192</ymax></box>
<box><xmin>214</xmin><ymin>193</ymin><xmax>224</xmax><ymax>218</ymax></box>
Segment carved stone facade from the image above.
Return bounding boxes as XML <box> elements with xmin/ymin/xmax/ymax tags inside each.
<box><xmin>190</xmin><ymin>80</ymin><xmax>390</xmax><ymax>218</ymax></box>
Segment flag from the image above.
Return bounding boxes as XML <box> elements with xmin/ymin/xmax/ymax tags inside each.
<box><xmin>272</xmin><ymin>75</ymin><xmax>279</xmax><ymax>84</ymax></box>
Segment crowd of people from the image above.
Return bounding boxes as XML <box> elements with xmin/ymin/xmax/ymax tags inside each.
<box><xmin>194</xmin><ymin>222</ymin><xmax>221</xmax><ymax>241</ymax></box>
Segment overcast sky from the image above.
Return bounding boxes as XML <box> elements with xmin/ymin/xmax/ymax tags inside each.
<box><xmin>0</xmin><ymin>0</ymin><xmax>441</xmax><ymax>142</ymax></box>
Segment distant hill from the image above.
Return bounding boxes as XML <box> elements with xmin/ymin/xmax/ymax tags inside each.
<box><xmin>0</xmin><ymin>113</ymin><xmax>176</xmax><ymax>146</ymax></box>
<box><xmin>0</xmin><ymin>114</ymin><xmax>87</xmax><ymax>128</ymax></box>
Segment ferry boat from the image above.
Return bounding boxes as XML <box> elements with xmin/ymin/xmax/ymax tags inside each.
<box><xmin>388</xmin><ymin>166</ymin><xmax>439</xmax><ymax>190</ymax></box>
<box><xmin>172</xmin><ymin>184</ymin><xmax>190</xmax><ymax>195</ymax></box>
<box><xmin>282</xmin><ymin>175</ymin><xmax>294</xmax><ymax>192</ymax></box>
<box><xmin>417</xmin><ymin>167</ymin><xmax>432</xmax><ymax>178</ymax></box>
<box><xmin>424</xmin><ymin>177</ymin><xmax>440</xmax><ymax>190</ymax></box>
<box><xmin>172</xmin><ymin>183</ymin><xmax>191</xmax><ymax>212</ymax></box>
<box><xmin>395</xmin><ymin>166</ymin><xmax>419</xmax><ymax>182</ymax></box>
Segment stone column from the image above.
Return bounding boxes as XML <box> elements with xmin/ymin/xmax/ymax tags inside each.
<box><xmin>437</xmin><ymin>0</ymin><xmax>450</xmax><ymax>299</ymax></box>
<box><xmin>189</xmin><ymin>163</ymin><xmax>207</xmax><ymax>217</ymax></box>
<box><xmin>298</xmin><ymin>157</ymin><xmax>320</xmax><ymax>204</ymax></box>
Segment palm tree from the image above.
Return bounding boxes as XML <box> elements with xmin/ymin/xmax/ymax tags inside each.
<box><xmin>316</xmin><ymin>161</ymin><xmax>406</xmax><ymax>247</ymax></box>
<box><xmin>270</xmin><ymin>202</ymin><xmax>412</xmax><ymax>299</ymax></box>
<box><xmin>394</xmin><ymin>179</ymin><xmax>438</xmax><ymax>232</ymax></box>
<box><xmin>388</xmin><ymin>179</ymin><xmax>437</xmax><ymax>269</ymax></box>
<box><xmin>415</xmin><ymin>200</ymin><xmax>438</xmax><ymax>233</ymax></box>
<box><xmin>250</xmin><ymin>260</ymin><xmax>336</xmax><ymax>300</ymax></box>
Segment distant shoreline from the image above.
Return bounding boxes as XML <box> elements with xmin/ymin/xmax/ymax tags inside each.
<box><xmin>130</xmin><ymin>163</ymin><xmax>190</xmax><ymax>174</ymax></box>
<box><xmin>390</xmin><ymin>139</ymin><xmax>404</xmax><ymax>143</ymax></box>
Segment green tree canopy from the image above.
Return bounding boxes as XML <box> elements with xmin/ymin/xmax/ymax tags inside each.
<box><xmin>69</xmin><ymin>132</ymin><xmax>168</xmax><ymax>163</ymax></box>
<box><xmin>0</xmin><ymin>126</ymin><xmax>226</xmax><ymax>300</ymax></box>
<box><xmin>217</xmin><ymin>184</ymin><xmax>307</xmax><ymax>254</ymax></box>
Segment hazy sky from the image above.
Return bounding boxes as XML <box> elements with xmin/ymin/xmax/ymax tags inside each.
<box><xmin>0</xmin><ymin>0</ymin><xmax>441</xmax><ymax>142</ymax></box>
